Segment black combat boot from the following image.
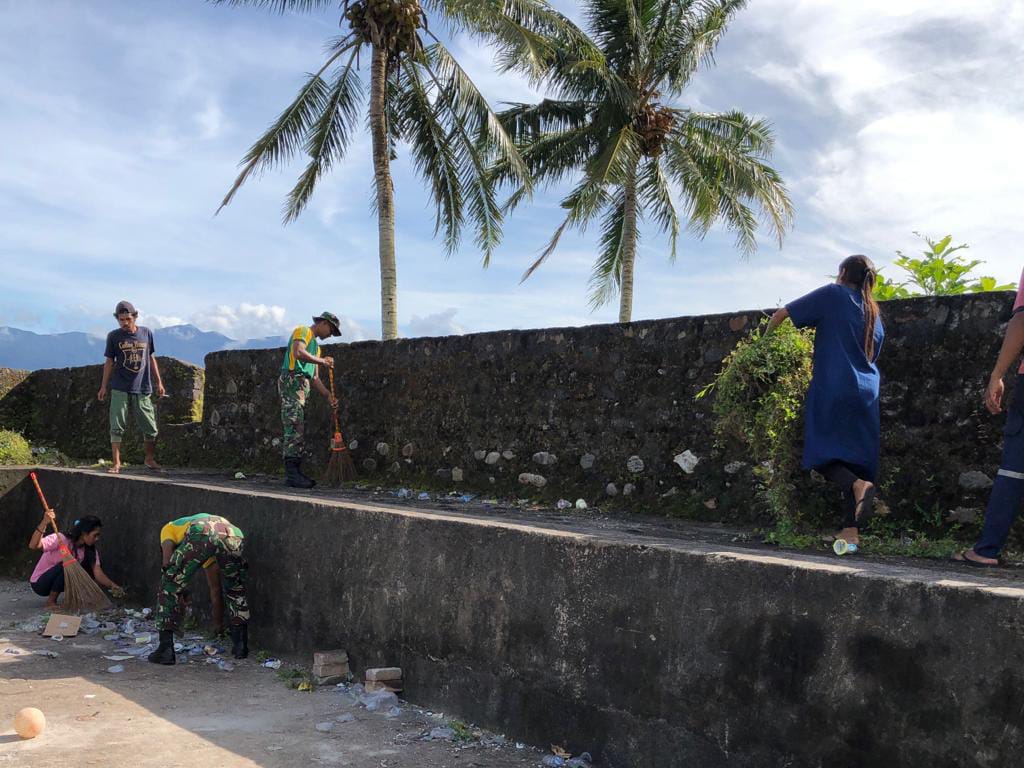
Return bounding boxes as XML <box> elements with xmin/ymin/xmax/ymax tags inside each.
<box><xmin>295</xmin><ymin>459</ymin><xmax>316</xmax><ymax>489</ymax></box>
<box><xmin>230</xmin><ymin>623</ymin><xmax>249</xmax><ymax>659</ymax></box>
<box><xmin>147</xmin><ymin>630</ymin><xmax>176</xmax><ymax>665</ymax></box>
<box><xmin>284</xmin><ymin>457</ymin><xmax>314</xmax><ymax>489</ymax></box>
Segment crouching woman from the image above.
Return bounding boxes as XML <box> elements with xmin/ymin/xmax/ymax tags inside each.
<box><xmin>28</xmin><ymin>512</ymin><xmax>123</xmax><ymax>608</ymax></box>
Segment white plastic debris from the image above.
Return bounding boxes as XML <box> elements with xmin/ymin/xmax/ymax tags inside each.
<box><xmin>51</xmin><ymin>634</ymin><xmax>64</xmax><ymax>642</ymax></box>
<box><xmin>107</xmin><ymin>664</ymin><xmax>125</xmax><ymax>673</ymax></box>
<box><xmin>428</xmin><ymin>726</ymin><xmax>455</xmax><ymax>741</ymax></box>
<box><xmin>360</xmin><ymin>689</ymin><xmax>399</xmax><ymax>712</ymax></box>
<box><xmin>234</xmin><ymin>472</ymin><xmax>246</xmax><ymax>480</ymax></box>
<box><xmin>263</xmin><ymin>658</ymin><xmax>282</xmax><ymax>670</ymax></box>
<box><xmin>556</xmin><ymin>499</ymin><xmax>572</xmax><ymax>509</ymax></box>
<box><xmin>575</xmin><ymin>498</ymin><xmax>588</xmax><ymax>510</ymax></box>
<box><xmin>103</xmin><ymin>655</ymin><xmax>134</xmax><ymax>661</ymax></box>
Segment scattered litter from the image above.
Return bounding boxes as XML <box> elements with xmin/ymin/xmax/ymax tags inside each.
<box><xmin>542</xmin><ymin>758</ymin><xmax>565</xmax><ymax>768</ymax></box>
<box><xmin>360</xmin><ymin>689</ymin><xmax>399</xmax><ymax>712</ymax></box>
<box><xmin>427</xmin><ymin>726</ymin><xmax>455</xmax><ymax>741</ymax></box>
<box><xmin>134</xmin><ymin>633</ymin><xmax>153</xmax><ymax>644</ymax></box>
<box><xmin>263</xmin><ymin>658</ymin><xmax>282</xmax><ymax>670</ymax></box>
<box><xmin>315</xmin><ymin>721</ymin><xmax>335</xmax><ymax>733</ymax></box>
<box><xmin>574</xmin><ymin>499</ymin><xmax>588</xmax><ymax>510</ymax></box>
<box><xmin>234</xmin><ymin>472</ymin><xmax>246</xmax><ymax>480</ymax></box>
<box><xmin>417</xmin><ymin>492</ymin><xmax>430</xmax><ymax>500</ymax></box>
<box><xmin>33</xmin><ymin>650</ymin><xmax>59</xmax><ymax>658</ymax></box>
<box><xmin>336</xmin><ymin>713</ymin><xmax>356</xmax><ymax>724</ymax></box>
<box><xmin>386</xmin><ymin>706</ymin><xmax>402</xmax><ymax>718</ymax></box>
<box><xmin>51</xmin><ymin>634</ymin><xmax>64</xmax><ymax>642</ymax></box>
<box><xmin>516</xmin><ymin>742</ymin><xmax>526</xmax><ymax>749</ymax></box>
<box><xmin>141</xmin><ymin>608</ymin><xmax>152</xmax><ymax>616</ymax></box>
<box><xmin>203</xmin><ymin>645</ymin><xmax>221</xmax><ymax>656</ymax></box>
<box><xmin>395</xmin><ymin>488</ymin><xmax>413</xmax><ymax>499</ymax></box>
<box><xmin>4</xmin><ymin>648</ymin><xmax>21</xmax><ymax>655</ymax></box>
<box><xmin>84</xmin><ymin>695</ymin><xmax>96</xmax><ymax>699</ymax></box>
<box><xmin>106</xmin><ymin>665</ymin><xmax>125</xmax><ymax>674</ymax></box>
<box><xmin>215</xmin><ymin>660</ymin><xmax>235</xmax><ymax>672</ymax></box>
<box><xmin>103</xmin><ymin>634</ymin><xmax>120</xmax><ymax>641</ymax></box>
<box><xmin>556</xmin><ymin>499</ymin><xmax>572</xmax><ymax>509</ymax></box>
<box><xmin>103</xmin><ymin>655</ymin><xmax>134</xmax><ymax>661</ymax></box>
<box><xmin>122</xmin><ymin>620</ymin><xmax>135</xmax><ymax>635</ymax></box>
<box><xmin>297</xmin><ymin>680</ymin><xmax>314</xmax><ymax>692</ymax></box>
<box><xmin>457</xmin><ymin>494</ymin><xmax>476</xmax><ymax>502</ymax></box>
<box><xmin>567</xmin><ymin>753</ymin><xmax>593</xmax><ymax>767</ymax></box>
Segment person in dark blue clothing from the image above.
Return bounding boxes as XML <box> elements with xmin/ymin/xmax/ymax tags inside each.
<box><xmin>766</xmin><ymin>255</ymin><xmax>885</xmax><ymax>550</ymax></box>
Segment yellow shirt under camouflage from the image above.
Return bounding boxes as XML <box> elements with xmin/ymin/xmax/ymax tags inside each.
<box><xmin>280</xmin><ymin>326</ymin><xmax>320</xmax><ymax>378</ymax></box>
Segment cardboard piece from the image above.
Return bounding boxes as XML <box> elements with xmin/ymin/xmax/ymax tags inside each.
<box><xmin>43</xmin><ymin>614</ymin><xmax>81</xmax><ymax>638</ymax></box>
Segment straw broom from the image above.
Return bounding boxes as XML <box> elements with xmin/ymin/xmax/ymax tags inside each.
<box><xmin>29</xmin><ymin>472</ymin><xmax>111</xmax><ymax>614</ymax></box>
<box><xmin>322</xmin><ymin>368</ymin><xmax>357</xmax><ymax>486</ymax></box>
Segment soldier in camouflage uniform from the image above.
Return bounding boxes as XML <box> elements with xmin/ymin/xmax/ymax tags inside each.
<box><xmin>279</xmin><ymin>312</ymin><xmax>341</xmax><ymax>488</ymax></box>
<box><xmin>148</xmin><ymin>515</ymin><xmax>249</xmax><ymax>665</ymax></box>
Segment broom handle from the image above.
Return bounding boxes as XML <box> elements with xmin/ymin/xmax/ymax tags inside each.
<box><xmin>328</xmin><ymin>367</ymin><xmax>340</xmax><ymax>433</ymax></box>
<box><xmin>28</xmin><ymin>472</ymin><xmax>60</xmax><ymax>535</ymax></box>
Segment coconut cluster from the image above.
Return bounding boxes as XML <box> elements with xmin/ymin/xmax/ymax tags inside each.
<box><xmin>634</xmin><ymin>103</ymin><xmax>676</xmax><ymax>157</ymax></box>
<box><xmin>345</xmin><ymin>0</ymin><xmax>423</xmax><ymax>58</ymax></box>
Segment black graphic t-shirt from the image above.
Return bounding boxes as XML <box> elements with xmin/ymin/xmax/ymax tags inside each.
<box><xmin>104</xmin><ymin>327</ymin><xmax>155</xmax><ymax>394</ymax></box>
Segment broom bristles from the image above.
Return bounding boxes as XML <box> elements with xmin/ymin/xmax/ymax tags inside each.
<box><xmin>61</xmin><ymin>560</ymin><xmax>111</xmax><ymax>613</ymax></box>
<box><xmin>322</xmin><ymin>448</ymin><xmax>357</xmax><ymax>486</ymax></box>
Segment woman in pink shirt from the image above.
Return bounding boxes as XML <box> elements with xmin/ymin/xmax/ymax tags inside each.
<box><xmin>28</xmin><ymin>510</ymin><xmax>122</xmax><ymax>608</ymax></box>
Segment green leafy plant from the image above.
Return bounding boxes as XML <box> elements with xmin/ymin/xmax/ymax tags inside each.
<box><xmin>0</xmin><ymin>430</ymin><xmax>32</xmax><ymax>465</ymax></box>
<box><xmin>698</xmin><ymin>319</ymin><xmax>815</xmax><ymax>525</ymax></box>
<box><xmin>874</xmin><ymin>233</ymin><xmax>1014</xmax><ymax>300</ymax></box>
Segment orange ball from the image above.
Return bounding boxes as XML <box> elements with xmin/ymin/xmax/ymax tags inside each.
<box><xmin>14</xmin><ymin>707</ymin><xmax>45</xmax><ymax>739</ymax></box>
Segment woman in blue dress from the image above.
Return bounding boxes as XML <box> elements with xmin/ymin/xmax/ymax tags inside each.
<box><xmin>767</xmin><ymin>255</ymin><xmax>885</xmax><ymax>550</ymax></box>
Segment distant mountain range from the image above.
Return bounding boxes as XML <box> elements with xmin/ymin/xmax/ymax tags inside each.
<box><xmin>0</xmin><ymin>325</ymin><xmax>290</xmax><ymax>370</ymax></box>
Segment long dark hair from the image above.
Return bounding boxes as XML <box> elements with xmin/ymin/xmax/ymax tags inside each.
<box><xmin>839</xmin><ymin>254</ymin><xmax>880</xmax><ymax>361</ymax></box>
<box><xmin>61</xmin><ymin>515</ymin><xmax>102</xmax><ymax>579</ymax></box>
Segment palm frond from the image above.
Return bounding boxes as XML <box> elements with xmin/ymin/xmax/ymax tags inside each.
<box><xmin>586</xmin><ymin>188</ymin><xmax>630</xmax><ymax>309</ymax></box>
<box><xmin>283</xmin><ymin>47</ymin><xmax>363</xmax><ymax>222</ymax></box>
<box><xmin>638</xmin><ymin>156</ymin><xmax>679</xmax><ymax>260</ymax></box>
<box><xmin>663</xmin><ymin>109</ymin><xmax>792</xmax><ymax>252</ymax></box>
<box><xmin>650</xmin><ymin>0</ymin><xmax>748</xmax><ymax>94</ymax></box>
<box><xmin>520</xmin><ymin>125</ymin><xmax>641</xmax><ymax>280</ymax></box>
<box><xmin>208</xmin><ymin>0</ymin><xmax>338</xmax><ymax>11</ymax></box>
<box><xmin>395</xmin><ymin>58</ymin><xmax>465</xmax><ymax>255</ymax></box>
<box><xmin>216</xmin><ymin>41</ymin><xmax>357</xmax><ymax>213</ymax></box>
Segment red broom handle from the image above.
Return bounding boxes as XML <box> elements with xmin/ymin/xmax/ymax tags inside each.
<box><xmin>28</xmin><ymin>472</ymin><xmax>59</xmax><ymax>536</ymax></box>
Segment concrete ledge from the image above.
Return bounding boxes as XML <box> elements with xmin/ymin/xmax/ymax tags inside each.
<box><xmin>2</xmin><ymin>467</ymin><xmax>1022</xmax><ymax>767</ymax></box>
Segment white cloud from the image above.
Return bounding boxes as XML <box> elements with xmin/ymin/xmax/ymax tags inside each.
<box><xmin>405</xmin><ymin>308</ymin><xmax>465</xmax><ymax>338</ymax></box>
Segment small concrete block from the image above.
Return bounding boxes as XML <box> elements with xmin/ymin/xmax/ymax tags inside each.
<box><xmin>313</xmin><ymin>662</ymin><xmax>350</xmax><ymax>678</ymax></box>
<box><xmin>313</xmin><ymin>650</ymin><xmax>349</xmax><ymax>666</ymax></box>
<box><xmin>365</xmin><ymin>666</ymin><xmax>402</xmax><ymax>681</ymax></box>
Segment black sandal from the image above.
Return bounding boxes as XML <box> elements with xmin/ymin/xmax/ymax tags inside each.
<box><xmin>854</xmin><ymin>484</ymin><xmax>876</xmax><ymax>524</ymax></box>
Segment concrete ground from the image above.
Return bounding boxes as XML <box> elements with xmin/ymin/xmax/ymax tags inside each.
<box><xmin>0</xmin><ymin>580</ymin><xmax>558</xmax><ymax>768</ymax></box>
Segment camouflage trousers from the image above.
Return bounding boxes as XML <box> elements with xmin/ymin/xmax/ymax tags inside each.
<box><xmin>278</xmin><ymin>372</ymin><xmax>310</xmax><ymax>459</ymax></box>
<box><xmin>156</xmin><ymin>517</ymin><xmax>249</xmax><ymax>632</ymax></box>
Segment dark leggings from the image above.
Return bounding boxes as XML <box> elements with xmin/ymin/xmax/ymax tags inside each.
<box><xmin>30</xmin><ymin>563</ymin><xmax>65</xmax><ymax>597</ymax></box>
<box><xmin>816</xmin><ymin>461</ymin><xmax>870</xmax><ymax>529</ymax></box>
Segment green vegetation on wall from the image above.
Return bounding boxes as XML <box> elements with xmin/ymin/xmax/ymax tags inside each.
<box><xmin>0</xmin><ymin>429</ymin><xmax>32</xmax><ymax>465</ymax></box>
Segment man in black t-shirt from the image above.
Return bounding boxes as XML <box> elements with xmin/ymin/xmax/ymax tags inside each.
<box><xmin>97</xmin><ymin>300</ymin><xmax>165</xmax><ymax>473</ymax></box>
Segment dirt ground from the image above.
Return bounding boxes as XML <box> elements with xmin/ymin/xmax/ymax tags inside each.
<box><xmin>0</xmin><ymin>580</ymin><xmax>558</xmax><ymax>768</ymax></box>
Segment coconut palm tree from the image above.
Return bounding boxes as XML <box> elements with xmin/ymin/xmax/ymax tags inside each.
<box><xmin>214</xmin><ymin>0</ymin><xmax>583</xmax><ymax>339</ymax></box>
<box><xmin>497</xmin><ymin>0</ymin><xmax>794</xmax><ymax>322</ymax></box>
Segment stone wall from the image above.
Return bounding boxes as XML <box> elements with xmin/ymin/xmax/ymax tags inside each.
<box><xmin>200</xmin><ymin>293</ymin><xmax>1014</xmax><ymax>532</ymax></box>
<box><xmin>0</xmin><ymin>358</ymin><xmax>204</xmax><ymax>464</ymax></box>
<box><xmin>0</xmin><ymin>294</ymin><xmax>1016</xmax><ymax>535</ymax></box>
<box><xmin>2</xmin><ymin>468</ymin><xmax>1021</xmax><ymax>768</ymax></box>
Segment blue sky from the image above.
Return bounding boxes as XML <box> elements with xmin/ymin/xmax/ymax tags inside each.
<box><xmin>2</xmin><ymin>0</ymin><xmax>1023</xmax><ymax>341</ymax></box>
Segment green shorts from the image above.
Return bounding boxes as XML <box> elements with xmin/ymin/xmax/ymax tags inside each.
<box><xmin>109</xmin><ymin>390</ymin><xmax>158</xmax><ymax>443</ymax></box>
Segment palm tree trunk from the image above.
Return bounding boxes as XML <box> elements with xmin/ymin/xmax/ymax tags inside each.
<box><xmin>618</xmin><ymin>169</ymin><xmax>639</xmax><ymax>323</ymax></box>
<box><xmin>370</xmin><ymin>46</ymin><xmax>398</xmax><ymax>340</ymax></box>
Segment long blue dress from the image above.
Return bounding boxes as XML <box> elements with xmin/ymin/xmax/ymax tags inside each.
<box><xmin>785</xmin><ymin>283</ymin><xmax>885</xmax><ymax>480</ymax></box>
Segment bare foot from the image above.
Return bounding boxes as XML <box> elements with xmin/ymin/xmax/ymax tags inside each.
<box><xmin>144</xmin><ymin>459</ymin><xmax>163</xmax><ymax>471</ymax></box>
<box><xmin>107</xmin><ymin>464</ymin><xmax>121</xmax><ymax>474</ymax></box>
<box><xmin>957</xmin><ymin>549</ymin><xmax>999</xmax><ymax>567</ymax></box>
<box><xmin>836</xmin><ymin>526</ymin><xmax>860</xmax><ymax>546</ymax></box>
<box><xmin>852</xmin><ymin>479</ymin><xmax>876</xmax><ymax>523</ymax></box>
